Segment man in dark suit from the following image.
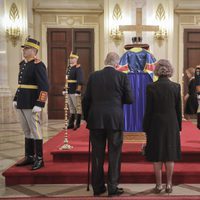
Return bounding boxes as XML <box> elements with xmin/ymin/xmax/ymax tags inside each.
<box><xmin>82</xmin><ymin>52</ymin><xmax>133</xmax><ymax>197</ymax></box>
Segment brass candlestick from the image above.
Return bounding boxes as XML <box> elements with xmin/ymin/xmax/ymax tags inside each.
<box><xmin>60</xmin><ymin>75</ymin><xmax>73</xmax><ymax>150</ymax></box>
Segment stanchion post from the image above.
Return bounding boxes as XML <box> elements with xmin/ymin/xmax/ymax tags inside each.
<box><xmin>60</xmin><ymin>75</ymin><xmax>73</xmax><ymax>150</ymax></box>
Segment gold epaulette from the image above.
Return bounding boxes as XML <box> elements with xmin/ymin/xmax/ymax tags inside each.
<box><xmin>38</xmin><ymin>91</ymin><xmax>48</xmax><ymax>102</ymax></box>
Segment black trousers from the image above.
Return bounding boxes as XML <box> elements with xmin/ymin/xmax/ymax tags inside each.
<box><xmin>90</xmin><ymin>129</ymin><xmax>123</xmax><ymax>193</ymax></box>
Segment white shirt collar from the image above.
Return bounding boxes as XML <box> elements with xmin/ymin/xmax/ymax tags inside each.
<box><xmin>104</xmin><ymin>65</ymin><xmax>115</xmax><ymax>69</ymax></box>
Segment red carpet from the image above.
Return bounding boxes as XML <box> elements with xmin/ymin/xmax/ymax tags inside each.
<box><xmin>2</xmin><ymin>121</ymin><xmax>200</xmax><ymax>186</ymax></box>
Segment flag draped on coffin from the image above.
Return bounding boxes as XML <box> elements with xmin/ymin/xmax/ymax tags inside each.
<box><xmin>118</xmin><ymin>47</ymin><xmax>156</xmax><ymax>132</ymax></box>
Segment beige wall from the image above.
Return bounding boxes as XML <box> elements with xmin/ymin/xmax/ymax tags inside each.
<box><xmin>5</xmin><ymin>0</ymin><xmax>200</xmax><ymax>91</ymax></box>
<box><xmin>2</xmin><ymin>0</ymin><xmax>200</xmax><ymax>122</ymax></box>
<box><xmin>5</xmin><ymin>0</ymin><xmax>28</xmax><ymax>95</ymax></box>
<box><xmin>32</xmin><ymin>0</ymin><xmax>104</xmax><ymax>70</ymax></box>
<box><xmin>5</xmin><ymin>0</ymin><xmax>180</xmax><ymax>94</ymax></box>
<box><xmin>0</xmin><ymin>0</ymin><xmax>27</xmax><ymax>123</ymax></box>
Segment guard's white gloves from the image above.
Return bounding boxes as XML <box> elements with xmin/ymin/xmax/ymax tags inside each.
<box><xmin>75</xmin><ymin>93</ymin><xmax>81</xmax><ymax>97</ymax></box>
<box><xmin>13</xmin><ymin>101</ymin><xmax>17</xmax><ymax>109</ymax></box>
<box><xmin>62</xmin><ymin>90</ymin><xmax>67</xmax><ymax>95</ymax></box>
<box><xmin>75</xmin><ymin>91</ymin><xmax>81</xmax><ymax>97</ymax></box>
<box><xmin>197</xmin><ymin>95</ymin><xmax>200</xmax><ymax>113</ymax></box>
<box><xmin>197</xmin><ymin>105</ymin><xmax>200</xmax><ymax>113</ymax></box>
<box><xmin>32</xmin><ymin>106</ymin><xmax>42</xmax><ymax>113</ymax></box>
<box><xmin>197</xmin><ymin>94</ymin><xmax>200</xmax><ymax>104</ymax></box>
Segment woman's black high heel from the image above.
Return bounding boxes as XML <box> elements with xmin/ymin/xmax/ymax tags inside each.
<box><xmin>165</xmin><ymin>184</ymin><xmax>173</xmax><ymax>193</ymax></box>
<box><xmin>154</xmin><ymin>184</ymin><xmax>163</xmax><ymax>194</ymax></box>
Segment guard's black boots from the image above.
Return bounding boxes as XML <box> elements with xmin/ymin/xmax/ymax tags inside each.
<box><xmin>68</xmin><ymin>114</ymin><xmax>75</xmax><ymax>129</ymax></box>
<box><xmin>32</xmin><ymin>139</ymin><xmax>44</xmax><ymax>170</ymax></box>
<box><xmin>16</xmin><ymin>138</ymin><xmax>35</xmax><ymax>166</ymax></box>
<box><xmin>73</xmin><ymin>114</ymin><xmax>82</xmax><ymax>130</ymax></box>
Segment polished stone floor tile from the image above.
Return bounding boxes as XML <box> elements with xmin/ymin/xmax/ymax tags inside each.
<box><xmin>0</xmin><ymin>119</ymin><xmax>200</xmax><ymax>197</ymax></box>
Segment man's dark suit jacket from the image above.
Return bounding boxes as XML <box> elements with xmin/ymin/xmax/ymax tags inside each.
<box><xmin>82</xmin><ymin>66</ymin><xmax>133</xmax><ymax>130</ymax></box>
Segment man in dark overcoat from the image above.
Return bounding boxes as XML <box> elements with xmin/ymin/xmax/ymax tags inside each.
<box><xmin>82</xmin><ymin>52</ymin><xmax>133</xmax><ymax>196</ymax></box>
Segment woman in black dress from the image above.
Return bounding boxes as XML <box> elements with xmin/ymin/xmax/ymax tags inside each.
<box><xmin>143</xmin><ymin>59</ymin><xmax>182</xmax><ymax>194</ymax></box>
<box><xmin>184</xmin><ymin>67</ymin><xmax>198</xmax><ymax>120</ymax></box>
<box><xmin>195</xmin><ymin>65</ymin><xmax>200</xmax><ymax>129</ymax></box>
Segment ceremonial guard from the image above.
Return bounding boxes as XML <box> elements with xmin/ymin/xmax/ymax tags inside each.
<box><xmin>195</xmin><ymin>65</ymin><xmax>200</xmax><ymax>129</ymax></box>
<box><xmin>66</xmin><ymin>52</ymin><xmax>84</xmax><ymax>130</ymax></box>
<box><xmin>13</xmin><ymin>37</ymin><xmax>49</xmax><ymax>170</ymax></box>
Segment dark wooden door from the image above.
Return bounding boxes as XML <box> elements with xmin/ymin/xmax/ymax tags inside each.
<box><xmin>47</xmin><ymin>28</ymin><xmax>94</xmax><ymax>119</ymax></box>
<box><xmin>184</xmin><ymin>29</ymin><xmax>200</xmax><ymax>96</ymax></box>
<box><xmin>73</xmin><ymin>29</ymin><xmax>94</xmax><ymax>90</ymax></box>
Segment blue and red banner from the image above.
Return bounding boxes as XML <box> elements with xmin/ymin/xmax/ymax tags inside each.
<box><xmin>118</xmin><ymin>47</ymin><xmax>157</xmax><ymax>81</ymax></box>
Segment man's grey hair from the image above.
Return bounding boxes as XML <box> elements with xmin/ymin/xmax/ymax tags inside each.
<box><xmin>104</xmin><ymin>52</ymin><xmax>120</xmax><ymax>67</ymax></box>
<box><xmin>154</xmin><ymin>59</ymin><xmax>174</xmax><ymax>77</ymax></box>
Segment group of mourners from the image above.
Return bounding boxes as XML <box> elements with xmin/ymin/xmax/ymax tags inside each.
<box><xmin>13</xmin><ymin>36</ymin><xmax>200</xmax><ymax>196</ymax></box>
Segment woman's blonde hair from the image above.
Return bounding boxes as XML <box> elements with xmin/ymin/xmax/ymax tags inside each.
<box><xmin>185</xmin><ymin>67</ymin><xmax>195</xmax><ymax>76</ymax></box>
<box><xmin>154</xmin><ymin>59</ymin><xmax>173</xmax><ymax>77</ymax></box>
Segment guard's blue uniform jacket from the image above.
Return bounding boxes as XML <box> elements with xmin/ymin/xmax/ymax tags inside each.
<box><xmin>66</xmin><ymin>64</ymin><xmax>84</xmax><ymax>94</ymax></box>
<box><xmin>13</xmin><ymin>59</ymin><xmax>49</xmax><ymax>109</ymax></box>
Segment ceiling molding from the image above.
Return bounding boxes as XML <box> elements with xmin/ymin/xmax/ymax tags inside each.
<box><xmin>33</xmin><ymin>8</ymin><xmax>103</xmax><ymax>14</ymax></box>
<box><xmin>174</xmin><ymin>9</ymin><xmax>200</xmax><ymax>14</ymax></box>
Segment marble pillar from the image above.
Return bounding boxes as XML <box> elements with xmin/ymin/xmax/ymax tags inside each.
<box><xmin>0</xmin><ymin>0</ymin><xmax>18</xmax><ymax>123</ymax></box>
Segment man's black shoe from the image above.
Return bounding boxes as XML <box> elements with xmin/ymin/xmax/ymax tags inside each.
<box><xmin>93</xmin><ymin>186</ymin><xmax>106</xmax><ymax>196</ymax></box>
<box><xmin>67</xmin><ymin>124</ymin><xmax>74</xmax><ymax>129</ymax></box>
<box><xmin>108</xmin><ymin>187</ymin><xmax>124</xmax><ymax>197</ymax></box>
<box><xmin>73</xmin><ymin>124</ymin><xmax>80</xmax><ymax>130</ymax></box>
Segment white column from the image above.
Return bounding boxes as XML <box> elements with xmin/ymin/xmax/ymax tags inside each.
<box><xmin>0</xmin><ymin>0</ymin><xmax>10</xmax><ymax>94</ymax></box>
<box><xmin>0</xmin><ymin>0</ymin><xmax>18</xmax><ymax>123</ymax></box>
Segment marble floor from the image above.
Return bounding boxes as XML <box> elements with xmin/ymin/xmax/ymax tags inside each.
<box><xmin>1</xmin><ymin>120</ymin><xmax>200</xmax><ymax>198</ymax></box>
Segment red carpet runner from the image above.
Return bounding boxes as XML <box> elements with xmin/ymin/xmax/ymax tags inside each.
<box><xmin>3</xmin><ymin>121</ymin><xmax>200</xmax><ymax>186</ymax></box>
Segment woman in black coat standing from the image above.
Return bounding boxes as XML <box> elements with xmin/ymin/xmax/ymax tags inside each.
<box><xmin>143</xmin><ymin>59</ymin><xmax>182</xmax><ymax>194</ymax></box>
<box><xmin>184</xmin><ymin>67</ymin><xmax>198</xmax><ymax>120</ymax></box>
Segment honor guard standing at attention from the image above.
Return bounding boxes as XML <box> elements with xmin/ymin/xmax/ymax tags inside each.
<box><xmin>195</xmin><ymin>65</ymin><xmax>200</xmax><ymax>129</ymax></box>
<box><xmin>13</xmin><ymin>37</ymin><xmax>49</xmax><ymax>170</ymax></box>
<box><xmin>66</xmin><ymin>52</ymin><xmax>84</xmax><ymax>130</ymax></box>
